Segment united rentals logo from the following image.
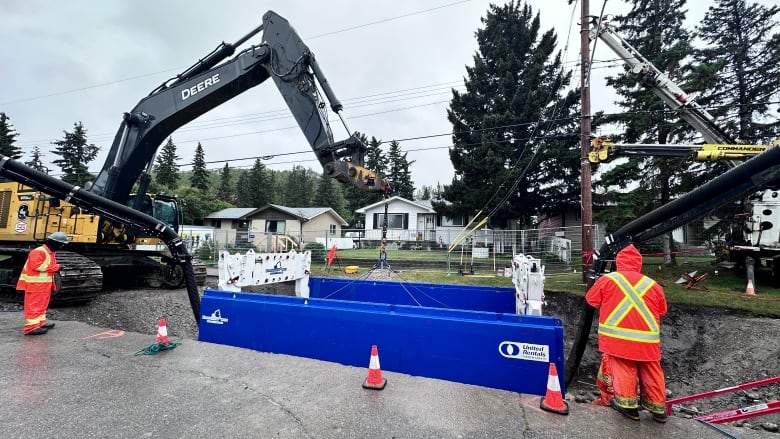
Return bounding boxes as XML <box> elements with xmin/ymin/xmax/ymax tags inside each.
<box><xmin>266</xmin><ymin>261</ymin><xmax>287</xmax><ymax>276</ymax></box>
<box><xmin>498</xmin><ymin>341</ymin><xmax>549</xmax><ymax>362</ymax></box>
<box><xmin>201</xmin><ymin>309</ymin><xmax>229</xmax><ymax>325</ymax></box>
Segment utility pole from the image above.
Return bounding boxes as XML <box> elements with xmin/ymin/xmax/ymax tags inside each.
<box><xmin>580</xmin><ymin>0</ymin><xmax>593</xmax><ymax>282</ymax></box>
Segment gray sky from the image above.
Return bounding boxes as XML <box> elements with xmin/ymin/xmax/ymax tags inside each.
<box><xmin>0</xmin><ymin>0</ymin><xmax>756</xmax><ymax>190</ymax></box>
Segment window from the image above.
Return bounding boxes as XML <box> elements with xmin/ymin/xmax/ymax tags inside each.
<box><xmin>329</xmin><ymin>224</ymin><xmax>337</xmax><ymax>235</ymax></box>
<box><xmin>441</xmin><ymin>215</ymin><xmax>465</xmax><ymax>227</ymax></box>
<box><xmin>375</xmin><ymin>213</ymin><xmax>408</xmax><ymax>229</ymax></box>
<box><xmin>265</xmin><ymin>220</ymin><xmax>286</xmax><ymax>234</ymax></box>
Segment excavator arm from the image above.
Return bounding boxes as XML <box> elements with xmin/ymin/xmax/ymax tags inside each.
<box><xmin>90</xmin><ymin>10</ymin><xmax>387</xmax><ymax>206</ymax></box>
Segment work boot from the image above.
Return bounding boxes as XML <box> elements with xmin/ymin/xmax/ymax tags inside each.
<box><xmin>652</xmin><ymin>412</ymin><xmax>668</xmax><ymax>423</ymax></box>
<box><xmin>42</xmin><ymin>321</ymin><xmax>55</xmax><ymax>329</ymax></box>
<box><xmin>610</xmin><ymin>398</ymin><xmax>640</xmax><ymax>421</ymax></box>
<box><xmin>26</xmin><ymin>327</ymin><xmax>49</xmax><ymax>336</ymax></box>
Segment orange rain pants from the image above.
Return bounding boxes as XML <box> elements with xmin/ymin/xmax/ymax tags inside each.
<box><xmin>609</xmin><ymin>355</ymin><xmax>666</xmax><ymax>415</ymax></box>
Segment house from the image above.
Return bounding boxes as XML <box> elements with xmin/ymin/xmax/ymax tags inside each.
<box><xmin>204</xmin><ymin>205</ymin><xmax>348</xmax><ymax>251</ymax></box>
<box><xmin>355</xmin><ymin>196</ymin><xmax>470</xmax><ymax>247</ymax></box>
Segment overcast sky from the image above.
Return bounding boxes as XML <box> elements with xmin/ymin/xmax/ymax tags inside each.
<box><xmin>0</xmin><ymin>0</ymin><xmax>767</xmax><ymax>191</ymax></box>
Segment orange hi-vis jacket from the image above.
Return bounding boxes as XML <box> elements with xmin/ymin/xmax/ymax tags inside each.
<box><xmin>585</xmin><ymin>244</ymin><xmax>667</xmax><ymax>362</ymax></box>
<box><xmin>16</xmin><ymin>245</ymin><xmax>60</xmax><ymax>293</ymax></box>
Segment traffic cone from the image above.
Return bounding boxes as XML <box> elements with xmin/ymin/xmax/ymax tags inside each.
<box><xmin>745</xmin><ymin>279</ymin><xmax>756</xmax><ymax>296</ymax></box>
<box><xmin>362</xmin><ymin>345</ymin><xmax>387</xmax><ymax>390</ymax></box>
<box><xmin>156</xmin><ymin>317</ymin><xmax>169</xmax><ymax>346</ymax></box>
<box><xmin>540</xmin><ymin>363</ymin><xmax>569</xmax><ymax>415</ymax></box>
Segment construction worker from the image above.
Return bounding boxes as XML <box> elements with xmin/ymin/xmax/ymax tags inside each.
<box><xmin>17</xmin><ymin>232</ymin><xmax>69</xmax><ymax>335</ymax></box>
<box><xmin>585</xmin><ymin>243</ymin><xmax>668</xmax><ymax>423</ymax></box>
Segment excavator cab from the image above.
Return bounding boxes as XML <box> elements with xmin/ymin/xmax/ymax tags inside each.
<box><xmin>126</xmin><ymin>193</ymin><xmax>182</xmax><ymax>233</ymax></box>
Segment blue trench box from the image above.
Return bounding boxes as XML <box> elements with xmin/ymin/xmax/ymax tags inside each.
<box><xmin>198</xmin><ymin>277</ymin><xmax>565</xmax><ymax>396</ymax></box>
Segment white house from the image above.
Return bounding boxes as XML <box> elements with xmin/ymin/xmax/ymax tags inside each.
<box><xmin>355</xmin><ymin>196</ymin><xmax>471</xmax><ymax>247</ymax></box>
<box><xmin>204</xmin><ymin>205</ymin><xmax>347</xmax><ymax>251</ymax></box>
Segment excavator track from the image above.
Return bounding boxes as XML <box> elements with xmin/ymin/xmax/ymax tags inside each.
<box><xmin>0</xmin><ymin>249</ymin><xmax>102</xmax><ymax>306</ymax></box>
<box><xmin>52</xmin><ymin>251</ymin><xmax>104</xmax><ymax>305</ymax></box>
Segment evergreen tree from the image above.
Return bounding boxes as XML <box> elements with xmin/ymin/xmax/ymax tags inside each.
<box><xmin>154</xmin><ymin>137</ymin><xmax>180</xmax><ymax>190</ymax></box>
<box><xmin>24</xmin><ymin>146</ymin><xmax>48</xmax><ymax>173</ymax></box>
<box><xmin>441</xmin><ymin>1</ymin><xmax>580</xmax><ymax>227</ymax></box>
<box><xmin>190</xmin><ymin>142</ymin><xmax>211</xmax><ymax>191</ymax></box>
<box><xmin>235</xmin><ymin>159</ymin><xmax>272</xmax><ymax>207</ymax></box>
<box><xmin>235</xmin><ymin>171</ymin><xmax>251</xmax><ymax>207</ymax></box>
<box><xmin>689</xmin><ymin>0</ymin><xmax>780</xmax><ymax>143</ymax></box>
<box><xmin>416</xmin><ymin>186</ymin><xmax>433</xmax><ymax>200</ymax></box>
<box><xmin>314</xmin><ymin>176</ymin><xmax>349</xmax><ymax>222</ymax></box>
<box><xmin>0</xmin><ymin>113</ymin><xmax>22</xmax><ymax>160</ymax></box>
<box><xmin>51</xmin><ymin>121</ymin><xmax>99</xmax><ymax>186</ymax></box>
<box><xmin>343</xmin><ymin>132</ymin><xmax>383</xmax><ymax>213</ymax></box>
<box><xmin>283</xmin><ymin>165</ymin><xmax>314</xmax><ymax>207</ymax></box>
<box><xmin>217</xmin><ymin>162</ymin><xmax>234</xmax><ymax>203</ymax></box>
<box><xmin>386</xmin><ymin>140</ymin><xmax>415</xmax><ymax>199</ymax></box>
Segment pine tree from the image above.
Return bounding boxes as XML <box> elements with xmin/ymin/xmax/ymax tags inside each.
<box><xmin>190</xmin><ymin>142</ymin><xmax>210</xmax><ymax>191</ymax></box>
<box><xmin>51</xmin><ymin>121</ymin><xmax>100</xmax><ymax>186</ymax></box>
<box><xmin>235</xmin><ymin>171</ymin><xmax>251</xmax><ymax>207</ymax></box>
<box><xmin>343</xmin><ymin>132</ymin><xmax>383</xmax><ymax>213</ymax></box>
<box><xmin>154</xmin><ymin>137</ymin><xmax>180</xmax><ymax>190</ymax></box>
<box><xmin>441</xmin><ymin>1</ymin><xmax>579</xmax><ymax>227</ymax></box>
<box><xmin>314</xmin><ymin>176</ymin><xmax>348</xmax><ymax>221</ymax></box>
<box><xmin>283</xmin><ymin>165</ymin><xmax>314</xmax><ymax>207</ymax></box>
<box><xmin>386</xmin><ymin>140</ymin><xmax>415</xmax><ymax>199</ymax></box>
<box><xmin>0</xmin><ymin>113</ymin><xmax>22</xmax><ymax>160</ymax></box>
<box><xmin>217</xmin><ymin>162</ymin><xmax>234</xmax><ymax>203</ymax></box>
<box><xmin>689</xmin><ymin>0</ymin><xmax>780</xmax><ymax>143</ymax></box>
<box><xmin>235</xmin><ymin>159</ymin><xmax>272</xmax><ymax>208</ymax></box>
<box><xmin>24</xmin><ymin>146</ymin><xmax>49</xmax><ymax>173</ymax></box>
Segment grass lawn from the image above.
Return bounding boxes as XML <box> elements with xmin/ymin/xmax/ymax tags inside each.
<box><xmin>310</xmin><ymin>253</ymin><xmax>780</xmax><ymax>317</ymax></box>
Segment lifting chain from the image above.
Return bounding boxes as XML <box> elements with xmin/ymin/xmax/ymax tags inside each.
<box><xmin>377</xmin><ymin>185</ymin><xmax>392</xmax><ymax>268</ymax></box>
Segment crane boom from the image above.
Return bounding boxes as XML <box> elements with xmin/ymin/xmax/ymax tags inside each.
<box><xmin>590</xmin><ymin>18</ymin><xmax>734</xmax><ymax>145</ymax></box>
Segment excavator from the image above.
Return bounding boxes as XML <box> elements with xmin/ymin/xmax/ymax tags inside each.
<box><xmin>564</xmin><ymin>16</ymin><xmax>780</xmax><ymax>385</ymax></box>
<box><xmin>0</xmin><ymin>10</ymin><xmax>387</xmax><ymax>312</ymax></box>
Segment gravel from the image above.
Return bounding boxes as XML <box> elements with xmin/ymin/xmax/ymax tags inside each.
<box><xmin>4</xmin><ymin>272</ymin><xmax>779</xmax><ymax>434</ymax></box>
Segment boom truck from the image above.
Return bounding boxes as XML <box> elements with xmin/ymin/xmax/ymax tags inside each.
<box><xmin>0</xmin><ymin>10</ymin><xmax>387</xmax><ymax>313</ymax></box>
<box><xmin>588</xmin><ymin>16</ymin><xmax>780</xmax><ymax>281</ymax></box>
<box><xmin>563</xmin><ymin>16</ymin><xmax>780</xmax><ymax>385</ymax></box>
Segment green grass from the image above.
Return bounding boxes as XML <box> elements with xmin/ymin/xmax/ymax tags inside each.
<box><xmin>311</xmin><ymin>255</ymin><xmax>780</xmax><ymax>317</ymax></box>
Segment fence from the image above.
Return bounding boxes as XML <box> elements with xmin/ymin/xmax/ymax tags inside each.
<box><xmin>184</xmin><ymin>222</ymin><xmax>716</xmax><ymax>275</ymax></box>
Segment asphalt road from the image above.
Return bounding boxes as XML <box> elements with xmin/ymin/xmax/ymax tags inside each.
<box><xmin>0</xmin><ymin>312</ymin><xmax>769</xmax><ymax>439</ymax></box>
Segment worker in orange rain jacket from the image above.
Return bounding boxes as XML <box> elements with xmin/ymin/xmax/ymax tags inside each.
<box><xmin>585</xmin><ymin>243</ymin><xmax>668</xmax><ymax>423</ymax></box>
<box><xmin>16</xmin><ymin>232</ymin><xmax>69</xmax><ymax>335</ymax></box>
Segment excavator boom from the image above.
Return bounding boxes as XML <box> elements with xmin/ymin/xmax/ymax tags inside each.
<box><xmin>90</xmin><ymin>10</ymin><xmax>386</xmax><ymax>206</ymax></box>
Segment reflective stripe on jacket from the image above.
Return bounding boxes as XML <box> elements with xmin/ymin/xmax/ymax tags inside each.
<box><xmin>585</xmin><ymin>244</ymin><xmax>667</xmax><ymax>361</ymax></box>
<box><xmin>598</xmin><ymin>272</ymin><xmax>660</xmax><ymax>343</ymax></box>
<box><xmin>16</xmin><ymin>245</ymin><xmax>56</xmax><ymax>293</ymax></box>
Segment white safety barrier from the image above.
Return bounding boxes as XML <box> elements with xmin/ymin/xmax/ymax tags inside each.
<box><xmin>218</xmin><ymin>250</ymin><xmax>312</xmax><ymax>298</ymax></box>
<box><xmin>512</xmin><ymin>254</ymin><xmax>545</xmax><ymax>316</ymax></box>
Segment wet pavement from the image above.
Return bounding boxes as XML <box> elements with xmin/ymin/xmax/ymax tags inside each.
<box><xmin>0</xmin><ymin>312</ymin><xmax>768</xmax><ymax>438</ymax></box>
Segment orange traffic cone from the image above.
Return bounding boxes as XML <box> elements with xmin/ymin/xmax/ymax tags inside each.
<box><xmin>156</xmin><ymin>317</ymin><xmax>170</xmax><ymax>346</ymax></box>
<box><xmin>362</xmin><ymin>345</ymin><xmax>387</xmax><ymax>390</ymax></box>
<box><xmin>745</xmin><ymin>279</ymin><xmax>756</xmax><ymax>296</ymax></box>
<box><xmin>540</xmin><ymin>363</ymin><xmax>569</xmax><ymax>415</ymax></box>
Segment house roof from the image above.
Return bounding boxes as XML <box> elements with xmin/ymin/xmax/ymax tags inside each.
<box><xmin>205</xmin><ymin>205</ymin><xmax>348</xmax><ymax>225</ymax></box>
<box><xmin>355</xmin><ymin>196</ymin><xmax>436</xmax><ymax>214</ymax></box>
<box><xmin>204</xmin><ymin>207</ymin><xmax>258</xmax><ymax>219</ymax></box>
<box><xmin>255</xmin><ymin>204</ymin><xmax>349</xmax><ymax>225</ymax></box>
